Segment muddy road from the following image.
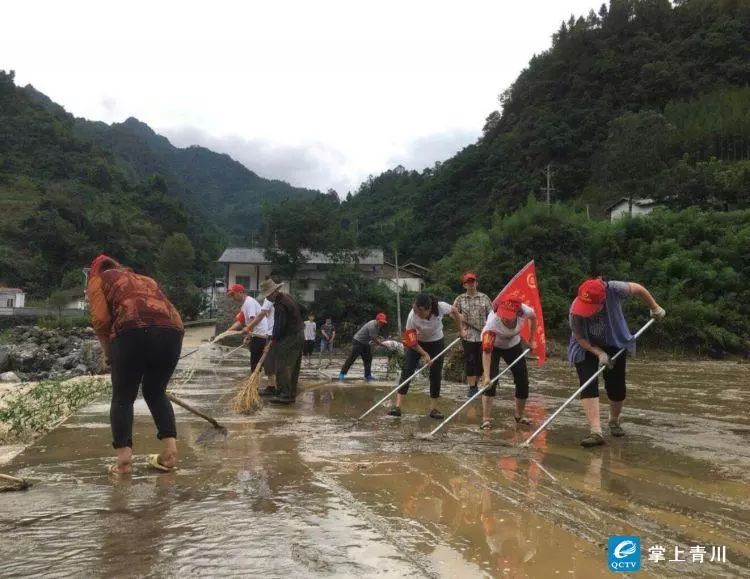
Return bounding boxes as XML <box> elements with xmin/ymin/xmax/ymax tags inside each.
<box><xmin>1</xmin><ymin>339</ymin><xmax>748</xmax><ymax>577</ymax></box>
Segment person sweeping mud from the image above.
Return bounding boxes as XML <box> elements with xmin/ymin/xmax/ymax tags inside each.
<box><xmin>453</xmin><ymin>272</ymin><xmax>494</xmax><ymax>398</ymax></box>
<box><xmin>568</xmin><ymin>278</ymin><xmax>666</xmax><ymax>447</ymax></box>
<box><xmin>87</xmin><ymin>254</ymin><xmax>184</xmax><ymax>475</ymax></box>
<box><xmin>242</xmin><ymin>282</ymin><xmax>278</xmax><ymax>397</ymax></box>
<box><xmin>257</xmin><ymin>279</ymin><xmax>304</xmax><ymax>405</ymax></box>
<box><xmin>388</xmin><ymin>294</ymin><xmax>461</xmax><ymax>419</ymax></box>
<box><xmin>226</xmin><ymin>284</ymin><xmax>269</xmax><ymax>373</ymax></box>
<box><xmin>480</xmin><ymin>297</ymin><xmax>537</xmax><ymax>430</ymax></box>
<box><xmin>338</xmin><ymin>313</ymin><xmax>388</xmax><ymax>382</ymax></box>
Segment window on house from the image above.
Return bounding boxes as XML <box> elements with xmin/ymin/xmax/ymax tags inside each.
<box><xmin>6</xmin><ymin>299</ymin><xmax>14</xmax><ymax>307</ymax></box>
<box><xmin>235</xmin><ymin>276</ymin><xmax>251</xmax><ymax>290</ymax></box>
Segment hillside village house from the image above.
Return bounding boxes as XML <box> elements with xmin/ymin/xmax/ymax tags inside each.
<box><xmin>606</xmin><ymin>197</ymin><xmax>660</xmax><ymax>221</ymax></box>
<box><xmin>217</xmin><ymin>247</ymin><xmax>425</xmax><ymax>302</ymax></box>
<box><xmin>0</xmin><ymin>287</ymin><xmax>25</xmax><ymax>309</ymax></box>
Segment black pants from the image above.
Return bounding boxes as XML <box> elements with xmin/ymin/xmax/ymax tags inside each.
<box><xmin>303</xmin><ymin>339</ymin><xmax>315</xmax><ymax>356</ymax></box>
<box><xmin>484</xmin><ymin>342</ymin><xmax>529</xmax><ymax>399</ymax></box>
<box><xmin>463</xmin><ymin>340</ymin><xmax>482</xmax><ymax>377</ymax></box>
<box><xmin>109</xmin><ymin>327</ymin><xmax>183</xmax><ymax>449</ymax></box>
<box><xmin>275</xmin><ymin>332</ymin><xmax>304</xmax><ymax>398</ymax></box>
<box><xmin>576</xmin><ymin>345</ymin><xmax>627</xmax><ymax>401</ymax></box>
<box><xmin>248</xmin><ymin>335</ymin><xmax>267</xmax><ymax>373</ymax></box>
<box><xmin>398</xmin><ymin>338</ymin><xmax>444</xmax><ymax>399</ymax></box>
<box><xmin>341</xmin><ymin>340</ymin><xmax>373</xmax><ymax>377</ymax></box>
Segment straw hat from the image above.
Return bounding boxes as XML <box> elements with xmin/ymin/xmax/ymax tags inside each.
<box><xmin>259</xmin><ymin>278</ymin><xmax>284</xmax><ymax>299</ymax></box>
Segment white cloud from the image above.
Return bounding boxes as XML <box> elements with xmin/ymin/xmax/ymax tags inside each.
<box><xmin>0</xmin><ymin>0</ymin><xmax>600</xmax><ymax>192</ymax></box>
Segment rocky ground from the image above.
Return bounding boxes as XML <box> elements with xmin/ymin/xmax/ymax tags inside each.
<box><xmin>0</xmin><ymin>325</ymin><xmax>106</xmax><ymax>388</ymax></box>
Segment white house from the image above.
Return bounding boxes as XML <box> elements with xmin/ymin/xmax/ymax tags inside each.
<box><xmin>0</xmin><ymin>287</ymin><xmax>25</xmax><ymax>309</ymax></box>
<box><xmin>381</xmin><ymin>262</ymin><xmax>427</xmax><ymax>293</ymax></box>
<box><xmin>218</xmin><ymin>247</ymin><xmax>385</xmax><ymax>303</ymax></box>
<box><xmin>606</xmin><ymin>198</ymin><xmax>659</xmax><ymax>221</ymax></box>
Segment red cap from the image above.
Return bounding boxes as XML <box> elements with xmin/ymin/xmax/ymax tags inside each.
<box><xmin>376</xmin><ymin>312</ymin><xmax>388</xmax><ymax>324</ymax></box>
<box><xmin>571</xmin><ymin>279</ymin><xmax>606</xmax><ymax>317</ymax></box>
<box><xmin>462</xmin><ymin>272</ymin><xmax>477</xmax><ymax>283</ymax></box>
<box><xmin>227</xmin><ymin>283</ymin><xmax>245</xmax><ymax>295</ymax></box>
<box><xmin>496</xmin><ymin>297</ymin><xmax>522</xmax><ymax>319</ymax></box>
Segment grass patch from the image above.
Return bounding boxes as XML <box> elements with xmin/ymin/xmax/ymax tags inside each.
<box><xmin>0</xmin><ymin>376</ymin><xmax>110</xmax><ymax>444</ymax></box>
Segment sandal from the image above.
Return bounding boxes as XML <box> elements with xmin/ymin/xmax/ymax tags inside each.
<box><xmin>480</xmin><ymin>420</ymin><xmax>492</xmax><ymax>430</ymax></box>
<box><xmin>147</xmin><ymin>454</ymin><xmax>176</xmax><ymax>472</ymax></box>
<box><xmin>514</xmin><ymin>415</ymin><xmax>532</xmax><ymax>426</ymax></box>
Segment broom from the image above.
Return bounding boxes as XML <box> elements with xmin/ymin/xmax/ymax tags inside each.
<box><xmin>232</xmin><ymin>346</ymin><xmax>271</xmax><ymax>414</ymax></box>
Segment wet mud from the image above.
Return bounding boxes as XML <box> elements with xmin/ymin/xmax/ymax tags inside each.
<box><xmin>1</xmin><ymin>341</ymin><xmax>748</xmax><ymax>577</ymax></box>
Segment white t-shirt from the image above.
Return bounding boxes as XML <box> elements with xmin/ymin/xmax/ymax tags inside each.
<box><xmin>482</xmin><ymin>304</ymin><xmax>535</xmax><ymax>349</ymax></box>
<box><xmin>261</xmin><ymin>298</ymin><xmax>275</xmax><ymax>334</ymax></box>
<box><xmin>240</xmin><ymin>296</ymin><xmax>270</xmax><ymax>336</ymax></box>
<box><xmin>303</xmin><ymin>320</ymin><xmax>316</xmax><ymax>340</ymax></box>
<box><xmin>405</xmin><ymin>301</ymin><xmax>453</xmax><ymax>342</ymax></box>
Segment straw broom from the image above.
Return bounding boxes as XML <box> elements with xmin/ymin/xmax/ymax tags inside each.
<box><xmin>232</xmin><ymin>346</ymin><xmax>270</xmax><ymax>414</ymax></box>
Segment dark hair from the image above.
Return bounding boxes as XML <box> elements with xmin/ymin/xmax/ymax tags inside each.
<box><xmin>414</xmin><ymin>293</ymin><xmax>439</xmax><ymax>317</ymax></box>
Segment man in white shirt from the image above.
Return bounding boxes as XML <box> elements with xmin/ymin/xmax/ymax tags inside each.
<box><xmin>226</xmin><ymin>283</ymin><xmax>268</xmax><ymax>373</ymax></box>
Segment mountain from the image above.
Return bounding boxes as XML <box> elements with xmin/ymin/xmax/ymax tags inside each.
<box><xmin>343</xmin><ymin>0</ymin><xmax>750</xmax><ymax>264</ymax></box>
<box><xmin>0</xmin><ymin>71</ymin><xmax>319</xmax><ymax>299</ymax></box>
<box><xmin>71</xmin><ymin>116</ymin><xmax>319</xmax><ymax>236</ymax></box>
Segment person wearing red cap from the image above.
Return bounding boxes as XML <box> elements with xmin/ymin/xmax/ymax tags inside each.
<box><xmin>480</xmin><ymin>297</ymin><xmax>537</xmax><ymax>429</ymax></box>
<box><xmin>388</xmin><ymin>294</ymin><xmax>462</xmax><ymax>419</ymax></box>
<box><xmin>87</xmin><ymin>254</ymin><xmax>184</xmax><ymax>475</ymax></box>
<box><xmin>225</xmin><ymin>283</ymin><xmax>269</xmax><ymax>374</ymax></box>
<box><xmin>338</xmin><ymin>313</ymin><xmax>388</xmax><ymax>382</ymax></box>
<box><xmin>568</xmin><ymin>277</ymin><xmax>666</xmax><ymax>447</ymax></box>
<box><xmin>453</xmin><ymin>272</ymin><xmax>494</xmax><ymax>398</ymax></box>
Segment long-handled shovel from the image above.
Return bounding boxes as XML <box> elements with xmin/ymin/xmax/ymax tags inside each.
<box><xmin>420</xmin><ymin>348</ymin><xmax>530</xmax><ymax>439</ymax></box>
<box><xmin>520</xmin><ymin>318</ymin><xmax>655</xmax><ymax>448</ymax></box>
<box><xmin>357</xmin><ymin>337</ymin><xmax>461</xmax><ymax>420</ymax></box>
<box><xmin>166</xmin><ymin>392</ymin><xmax>228</xmax><ymax>442</ymax></box>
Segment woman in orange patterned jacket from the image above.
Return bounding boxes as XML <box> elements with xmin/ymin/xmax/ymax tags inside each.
<box><xmin>87</xmin><ymin>254</ymin><xmax>184</xmax><ymax>475</ymax></box>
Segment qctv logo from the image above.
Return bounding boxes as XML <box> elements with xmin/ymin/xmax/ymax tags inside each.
<box><xmin>608</xmin><ymin>536</ymin><xmax>641</xmax><ymax>572</ymax></box>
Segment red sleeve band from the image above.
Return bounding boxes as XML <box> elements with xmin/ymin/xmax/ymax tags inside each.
<box><xmin>481</xmin><ymin>331</ymin><xmax>496</xmax><ymax>353</ymax></box>
<box><xmin>235</xmin><ymin>312</ymin><xmax>246</xmax><ymax>324</ymax></box>
<box><xmin>403</xmin><ymin>329</ymin><xmax>418</xmax><ymax>348</ymax></box>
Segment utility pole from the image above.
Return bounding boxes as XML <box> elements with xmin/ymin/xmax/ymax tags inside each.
<box><xmin>541</xmin><ymin>163</ymin><xmax>556</xmax><ymax>206</ymax></box>
<box><xmin>394</xmin><ymin>244</ymin><xmax>402</xmax><ymax>336</ymax></box>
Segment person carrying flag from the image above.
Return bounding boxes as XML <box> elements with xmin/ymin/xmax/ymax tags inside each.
<box><xmin>480</xmin><ymin>297</ymin><xmax>537</xmax><ymax>429</ymax></box>
<box><xmin>453</xmin><ymin>271</ymin><xmax>494</xmax><ymax>398</ymax></box>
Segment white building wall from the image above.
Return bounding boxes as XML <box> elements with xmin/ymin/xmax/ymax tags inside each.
<box><xmin>610</xmin><ymin>202</ymin><xmax>654</xmax><ymax>221</ymax></box>
<box><xmin>0</xmin><ymin>291</ymin><xmax>25</xmax><ymax>308</ymax></box>
<box><xmin>381</xmin><ymin>277</ymin><xmax>424</xmax><ymax>293</ymax></box>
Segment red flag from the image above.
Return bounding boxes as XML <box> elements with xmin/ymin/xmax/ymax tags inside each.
<box><xmin>492</xmin><ymin>260</ymin><xmax>546</xmax><ymax>365</ymax></box>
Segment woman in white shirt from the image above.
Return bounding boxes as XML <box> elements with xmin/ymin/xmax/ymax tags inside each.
<box><xmin>388</xmin><ymin>293</ymin><xmax>461</xmax><ymax>419</ymax></box>
<box><xmin>480</xmin><ymin>297</ymin><xmax>537</xmax><ymax>430</ymax></box>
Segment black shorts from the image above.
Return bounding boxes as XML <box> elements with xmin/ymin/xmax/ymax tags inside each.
<box><xmin>483</xmin><ymin>342</ymin><xmax>529</xmax><ymax>399</ymax></box>
<box><xmin>463</xmin><ymin>340</ymin><xmax>482</xmax><ymax>376</ymax></box>
<box><xmin>303</xmin><ymin>339</ymin><xmax>315</xmax><ymax>355</ymax></box>
<box><xmin>575</xmin><ymin>346</ymin><xmax>626</xmax><ymax>401</ymax></box>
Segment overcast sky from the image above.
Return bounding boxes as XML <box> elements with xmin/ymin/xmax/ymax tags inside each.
<box><xmin>1</xmin><ymin>0</ymin><xmax>599</xmax><ymax>195</ymax></box>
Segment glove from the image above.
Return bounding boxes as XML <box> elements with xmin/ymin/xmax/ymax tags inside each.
<box><xmin>597</xmin><ymin>351</ymin><xmax>613</xmax><ymax>369</ymax></box>
<box><xmin>650</xmin><ymin>306</ymin><xmax>666</xmax><ymax>320</ymax></box>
